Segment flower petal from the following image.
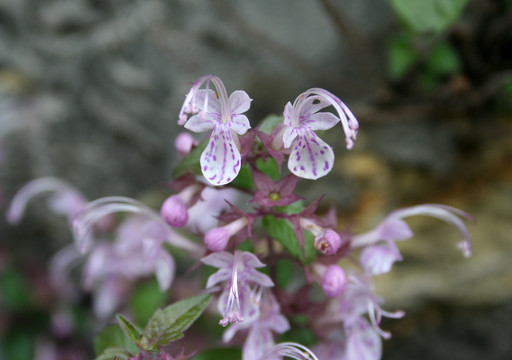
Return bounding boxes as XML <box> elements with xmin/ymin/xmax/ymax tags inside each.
<box><xmin>154</xmin><ymin>251</ymin><xmax>176</xmax><ymax>291</ymax></box>
<box><xmin>228</xmin><ymin>90</ymin><xmax>252</xmax><ymax>114</ymax></box>
<box><xmin>230</xmin><ymin>114</ymin><xmax>251</xmax><ymax>135</ymax></box>
<box><xmin>195</xmin><ymin>89</ymin><xmax>221</xmax><ymax>114</ymax></box>
<box><xmin>184</xmin><ymin>114</ymin><xmax>215</xmax><ymax>133</ymax></box>
<box><xmin>200</xmin><ymin>126</ymin><xmax>242</xmax><ymax>186</ymax></box>
<box><xmin>201</xmin><ymin>251</ymin><xmax>234</xmax><ymax>268</ymax></box>
<box><xmin>206</xmin><ymin>268</ymin><xmax>231</xmax><ymax>288</ymax></box>
<box><xmin>282</xmin><ymin>126</ymin><xmax>298</xmax><ymax>148</ymax></box>
<box><xmin>306</xmin><ymin>112</ymin><xmax>340</xmax><ymax>130</ymax></box>
<box><xmin>288</xmin><ymin>129</ymin><xmax>334</xmax><ymax>180</ymax></box>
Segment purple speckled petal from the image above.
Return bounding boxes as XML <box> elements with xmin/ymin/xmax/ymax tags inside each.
<box><xmin>307</xmin><ymin>112</ymin><xmax>340</xmax><ymax>130</ymax></box>
<box><xmin>228</xmin><ymin>90</ymin><xmax>252</xmax><ymax>114</ymax></box>
<box><xmin>230</xmin><ymin>114</ymin><xmax>251</xmax><ymax>135</ymax></box>
<box><xmin>288</xmin><ymin>129</ymin><xmax>334</xmax><ymax>180</ymax></box>
<box><xmin>184</xmin><ymin>114</ymin><xmax>215</xmax><ymax>133</ymax></box>
<box><xmin>200</xmin><ymin>126</ymin><xmax>242</xmax><ymax>186</ymax></box>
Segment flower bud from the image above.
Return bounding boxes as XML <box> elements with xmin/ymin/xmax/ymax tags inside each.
<box><xmin>160</xmin><ymin>195</ymin><xmax>188</xmax><ymax>228</ymax></box>
<box><xmin>204</xmin><ymin>226</ymin><xmax>230</xmax><ymax>252</ymax></box>
<box><xmin>174</xmin><ymin>132</ymin><xmax>197</xmax><ymax>157</ymax></box>
<box><xmin>314</xmin><ymin>229</ymin><xmax>341</xmax><ymax>255</ymax></box>
<box><xmin>322</xmin><ymin>265</ymin><xmax>347</xmax><ymax>298</ymax></box>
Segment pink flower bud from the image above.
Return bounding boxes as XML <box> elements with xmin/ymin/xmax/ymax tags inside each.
<box><xmin>160</xmin><ymin>195</ymin><xmax>188</xmax><ymax>228</ymax></box>
<box><xmin>174</xmin><ymin>132</ymin><xmax>197</xmax><ymax>157</ymax></box>
<box><xmin>204</xmin><ymin>226</ymin><xmax>231</xmax><ymax>252</ymax></box>
<box><xmin>314</xmin><ymin>229</ymin><xmax>342</xmax><ymax>255</ymax></box>
<box><xmin>322</xmin><ymin>264</ymin><xmax>347</xmax><ymax>298</ymax></box>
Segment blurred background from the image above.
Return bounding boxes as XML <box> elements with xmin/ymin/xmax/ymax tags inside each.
<box><xmin>0</xmin><ymin>0</ymin><xmax>511</xmax><ymax>359</ymax></box>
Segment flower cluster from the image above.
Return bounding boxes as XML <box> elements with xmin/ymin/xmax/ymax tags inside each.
<box><xmin>7</xmin><ymin>75</ymin><xmax>474</xmax><ymax>360</ymax></box>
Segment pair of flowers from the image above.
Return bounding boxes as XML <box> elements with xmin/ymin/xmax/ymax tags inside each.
<box><xmin>178</xmin><ymin>74</ymin><xmax>359</xmax><ymax>185</ymax></box>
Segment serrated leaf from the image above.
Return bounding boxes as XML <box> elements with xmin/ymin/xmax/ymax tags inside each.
<box><xmin>391</xmin><ymin>0</ymin><xmax>469</xmax><ymax>34</ymax></box>
<box><xmin>258</xmin><ymin>115</ymin><xmax>283</xmax><ymax>135</ymax></box>
<box><xmin>94</xmin><ymin>325</ymin><xmax>138</xmax><ymax>356</ymax></box>
<box><xmin>262</xmin><ymin>215</ymin><xmax>316</xmax><ymax>264</ymax></box>
<box><xmin>144</xmin><ymin>293</ymin><xmax>211</xmax><ymax>347</ymax></box>
<box><xmin>116</xmin><ymin>314</ymin><xmax>142</xmax><ymax>345</ymax></box>
<box><xmin>172</xmin><ymin>139</ymin><xmax>208</xmax><ymax>178</ymax></box>
<box><xmin>95</xmin><ymin>347</ymin><xmax>133</xmax><ymax>360</ymax></box>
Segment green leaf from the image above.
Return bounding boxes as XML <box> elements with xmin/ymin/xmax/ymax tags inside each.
<box><xmin>258</xmin><ymin>115</ymin><xmax>283</xmax><ymax>135</ymax></box>
<box><xmin>426</xmin><ymin>42</ymin><xmax>461</xmax><ymax>76</ymax></box>
<box><xmin>94</xmin><ymin>325</ymin><xmax>138</xmax><ymax>356</ymax></box>
<box><xmin>95</xmin><ymin>347</ymin><xmax>133</xmax><ymax>360</ymax></box>
<box><xmin>143</xmin><ymin>293</ymin><xmax>212</xmax><ymax>347</ymax></box>
<box><xmin>129</xmin><ymin>279</ymin><xmax>168</xmax><ymax>326</ymax></box>
<box><xmin>255</xmin><ymin>157</ymin><xmax>280</xmax><ymax>180</ymax></box>
<box><xmin>116</xmin><ymin>314</ymin><xmax>143</xmax><ymax>345</ymax></box>
<box><xmin>391</xmin><ymin>0</ymin><xmax>469</xmax><ymax>34</ymax></box>
<box><xmin>388</xmin><ymin>34</ymin><xmax>418</xmax><ymax>79</ymax></box>
<box><xmin>276</xmin><ymin>258</ymin><xmax>296</xmax><ymax>288</ymax></box>
<box><xmin>0</xmin><ymin>268</ymin><xmax>33</xmax><ymax>310</ymax></box>
<box><xmin>275</xmin><ymin>200</ymin><xmax>305</xmax><ymax>214</ymax></box>
<box><xmin>192</xmin><ymin>348</ymin><xmax>242</xmax><ymax>360</ymax></box>
<box><xmin>172</xmin><ymin>139</ymin><xmax>208</xmax><ymax>178</ymax></box>
<box><xmin>229</xmin><ymin>164</ymin><xmax>254</xmax><ymax>191</ymax></box>
<box><xmin>262</xmin><ymin>215</ymin><xmax>316</xmax><ymax>264</ymax></box>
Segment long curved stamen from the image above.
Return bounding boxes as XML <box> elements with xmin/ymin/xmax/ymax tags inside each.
<box><xmin>291</xmin><ymin>88</ymin><xmax>359</xmax><ymax>149</ymax></box>
<box><xmin>72</xmin><ymin>196</ymin><xmax>200</xmax><ymax>254</ymax></box>
<box><xmin>6</xmin><ymin>177</ymin><xmax>86</xmax><ymax>224</ymax></box>
<box><xmin>351</xmin><ymin>204</ymin><xmax>474</xmax><ymax>256</ymax></box>
<box><xmin>261</xmin><ymin>342</ymin><xmax>320</xmax><ymax>360</ymax></box>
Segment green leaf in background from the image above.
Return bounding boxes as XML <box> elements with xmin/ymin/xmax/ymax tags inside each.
<box><xmin>258</xmin><ymin>115</ymin><xmax>283</xmax><ymax>135</ymax></box>
<box><xmin>255</xmin><ymin>157</ymin><xmax>280</xmax><ymax>180</ymax></box>
<box><xmin>391</xmin><ymin>0</ymin><xmax>469</xmax><ymax>34</ymax></box>
<box><xmin>144</xmin><ymin>293</ymin><xmax>211</xmax><ymax>347</ymax></box>
<box><xmin>426</xmin><ymin>42</ymin><xmax>461</xmax><ymax>76</ymax></box>
<box><xmin>230</xmin><ymin>164</ymin><xmax>254</xmax><ymax>191</ymax></box>
<box><xmin>94</xmin><ymin>324</ymin><xmax>139</xmax><ymax>356</ymax></box>
<box><xmin>129</xmin><ymin>279</ymin><xmax>168</xmax><ymax>326</ymax></box>
<box><xmin>388</xmin><ymin>34</ymin><xmax>418</xmax><ymax>80</ymax></box>
<box><xmin>262</xmin><ymin>215</ymin><xmax>316</xmax><ymax>264</ymax></box>
<box><xmin>192</xmin><ymin>348</ymin><xmax>242</xmax><ymax>360</ymax></box>
<box><xmin>1</xmin><ymin>331</ymin><xmax>34</xmax><ymax>360</ymax></box>
<box><xmin>116</xmin><ymin>314</ymin><xmax>143</xmax><ymax>345</ymax></box>
<box><xmin>276</xmin><ymin>258</ymin><xmax>296</xmax><ymax>289</ymax></box>
<box><xmin>95</xmin><ymin>347</ymin><xmax>133</xmax><ymax>360</ymax></box>
<box><xmin>0</xmin><ymin>268</ymin><xmax>33</xmax><ymax>310</ymax></box>
<box><xmin>172</xmin><ymin>139</ymin><xmax>208</xmax><ymax>178</ymax></box>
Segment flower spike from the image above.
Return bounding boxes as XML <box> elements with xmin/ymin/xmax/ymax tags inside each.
<box><xmin>282</xmin><ymin>88</ymin><xmax>359</xmax><ymax>179</ymax></box>
<box><xmin>179</xmin><ymin>75</ymin><xmax>252</xmax><ymax>186</ymax></box>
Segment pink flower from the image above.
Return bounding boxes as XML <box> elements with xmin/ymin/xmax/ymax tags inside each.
<box><xmin>282</xmin><ymin>88</ymin><xmax>359</xmax><ymax>179</ymax></box>
<box><xmin>202</xmin><ymin>250</ymin><xmax>274</xmax><ymax>326</ymax></box>
<box><xmin>352</xmin><ymin>204</ymin><xmax>474</xmax><ymax>275</ymax></box>
<box><xmin>179</xmin><ymin>75</ymin><xmax>252</xmax><ymax>186</ymax></box>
